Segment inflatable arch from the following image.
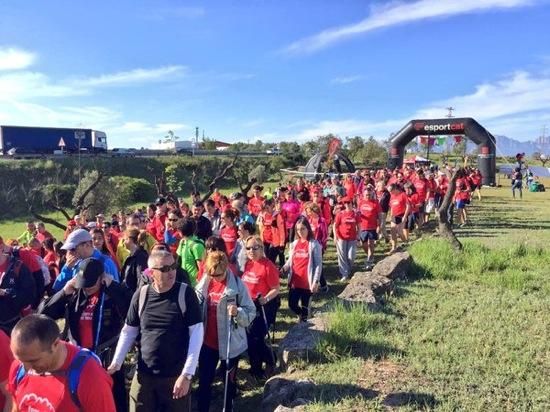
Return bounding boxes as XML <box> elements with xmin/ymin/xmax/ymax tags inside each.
<box><xmin>388</xmin><ymin>117</ymin><xmax>496</xmax><ymax>186</ymax></box>
<box><xmin>303</xmin><ymin>151</ymin><xmax>355</xmax><ymax>180</ymax></box>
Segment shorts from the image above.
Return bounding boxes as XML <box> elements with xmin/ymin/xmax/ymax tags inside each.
<box><xmin>425</xmin><ymin>198</ymin><xmax>435</xmax><ymax>214</ymax></box>
<box><xmin>360</xmin><ymin>230</ymin><xmax>378</xmax><ymax>242</ymax></box>
<box><xmin>392</xmin><ymin>215</ymin><xmax>404</xmax><ymax>224</ymax></box>
<box><xmin>455</xmin><ymin>200</ymin><xmax>466</xmax><ymax>209</ymax></box>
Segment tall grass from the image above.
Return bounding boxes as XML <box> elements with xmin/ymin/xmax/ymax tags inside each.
<box><xmin>409</xmin><ymin>238</ymin><xmax>550</xmax><ymax>293</ymax></box>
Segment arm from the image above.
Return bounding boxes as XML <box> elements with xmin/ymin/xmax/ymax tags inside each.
<box><xmin>235</xmin><ymin>280</ymin><xmax>256</xmax><ymax>328</ymax></box>
<box><xmin>311</xmin><ymin>241</ymin><xmax>323</xmax><ymax>286</ymax></box>
<box><xmin>38</xmin><ymin>287</ymin><xmax>71</xmax><ymax>320</ymax></box>
<box><xmin>0</xmin><ymin>381</ymin><xmax>13</xmax><ymax>412</ymax></box>
<box><xmin>180</xmin><ymin>323</ymin><xmax>204</xmax><ymax>376</ymax></box>
<box><xmin>107</xmin><ymin>324</ymin><xmax>139</xmax><ymax>372</ymax></box>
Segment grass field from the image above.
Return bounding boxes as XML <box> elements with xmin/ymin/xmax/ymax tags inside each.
<box><xmin>1</xmin><ymin>181</ymin><xmax>549</xmax><ymax>411</ymax></box>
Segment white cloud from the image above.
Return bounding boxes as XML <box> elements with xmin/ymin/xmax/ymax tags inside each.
<box><xmin>290</xmin><ymin>69</ymin><xmax>550</xmax><ymax>141</ymax></box>
<box><xmin>81</xmin><ymin>66</ymin><xmax>187</xmax><ymax>87</ymax></box>
<box><xmin>0</xmin><ymin>47</ymin><xmax>36</xmax><ymax>70</ymax></box>
<box><xmin>282</xmin><ymin>0</ymin><xmax>535</xmax><ymax>55</ymax></box>
<box><xmin>0</xmin><ymin>72</ymin><xmax>85</xmax><ymax>101</ymax></box>
<box><xmin>330</xmin><ymin>75</ymin><xmax>363</xmax><ymax>85</ymax></box>
<box><xmin>108</xmin><ymin>122</ymin><xmax>193</xmax><ymax>145</ymax></box>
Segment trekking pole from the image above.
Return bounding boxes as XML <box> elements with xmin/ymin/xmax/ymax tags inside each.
<box><xmin>223</xmin><ymin>298</ymin><xmax>236</xmax><ymax>412</ymax></box>
<box><xmin>257</xmin><ymin>294</ymin><xmax>277</xmax><ymax>367</ymax></box>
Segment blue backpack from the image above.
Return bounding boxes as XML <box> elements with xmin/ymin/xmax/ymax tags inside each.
<box><xmin>13</xmin><ymin>348</ymin><xmax>100</xmax><ymax>409</ymax></box>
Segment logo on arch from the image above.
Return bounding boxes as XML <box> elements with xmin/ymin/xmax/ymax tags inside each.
<box><xmin>414</xmin><ymin>122</ymin><xmax>425</xmax><ymax>131</ymax></box>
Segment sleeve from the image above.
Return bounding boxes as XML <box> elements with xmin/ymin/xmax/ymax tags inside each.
<box><xmin>191</xmin><ymin>242</ymin><xmax>205</xmax><ymax>262</ymax></box>
<box><xmin>103</xmin><ymin>257</ymin><xmax>120</xmax><ymax>283</ymax></box>
<box><xmin>235</xmin><ymin>280</ymin><xmax>256</xmax><ymax>328</ymax></box>
<box><xmin>124</xmin><ymin>289</ymin><xmax>141</xmax><ymax>327</ymax></box>
<box><xmin>52</xmin><ymin>264</ymin><xmax>75</xmax><ymax>292</ymax></box>
<box><xmin>265</xmin><ymin>261</ymin><xmax>280</xmax><ymax>290</ymax></box>
<box><xmin>110</xmin><ymin>324</ymin><xmax>139</xmax><ymax>368</ymax></box>
<box><xmin>104</xmin><ymin>281</ymin><xmax>133</xmax><ymax>320</ymax></box>
<box><xmin>180</xmin><ymin>323</ymin><xmax>204</xmax><ymax>377</ymax></box>
<box><xmin>0</xmin><ymin>332</ymin><xmax>14</xmax><ymax>384</ymax></box>
<box><xmin>77</xmin><ymin>356</ymin><xmax>116</xmax><ymax>412</ymax></box>
<box><xmin>183</xmin><ymin>286</ymin><xmax>203</xmax><ymax>327</ymax></box>
<box><xmin>311</xmin><ymin>241</ymin><xmax>323</xmax><ymax>284</ymax></box>
<box><xmin>11</xmin><ymin>266</ymin><xmax>35</xmax><ymax>311</ymax></box>
<box><xmin>38</xmin><ymin>288</ymin><xmax>70</xmax><ymax>320</ymax></box>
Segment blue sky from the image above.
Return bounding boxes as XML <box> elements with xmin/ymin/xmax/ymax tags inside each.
<box><xmin>0</xmin><ymin>0</ymin><xmax>549</xmax><ymax>148</ymax></box>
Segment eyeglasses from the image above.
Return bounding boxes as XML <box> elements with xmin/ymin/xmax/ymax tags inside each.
<box><xmin>246</xmin><ymin>245</ymin><xmax>261</xmax><ymax>251</ymax></box>
<box><xmin>150</xmin><ymin>262</ymin><xmax>178</xmax><ymax>273</ymax></box>
<box><xmin>168</xmin><ymin>218</ymin><xmax>179</xmax><ymax>222</ymax></box>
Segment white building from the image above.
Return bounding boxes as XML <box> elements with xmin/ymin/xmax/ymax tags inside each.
<box><xmin>151</xmin><ymin>140</ymin><xmax>194</xmax><ymax>151</ymax></box>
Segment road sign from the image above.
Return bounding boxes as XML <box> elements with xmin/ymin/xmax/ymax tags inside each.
<box><xmin>58</xmin><ymin>137</ymin><xmax>66</xmax><ymax>147</ymax></box>
<box><xmin>75</xmin><ymin>130</ymin><xmax>85</xmax><ymax>140</ymax></box>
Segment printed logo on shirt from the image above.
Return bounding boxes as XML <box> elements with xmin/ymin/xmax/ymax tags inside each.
<box><xmin>20</xmin><ymin>393</ymin><xmax>56</xmax><ymax>412</ymax></box>
<box><xmin>208</xmin><ymin>292</ymin><xmax>224</xmax><ymax>307</ymax></box>
<box><xmin>242</xmin><ymin>271</ymin><xmax>260</xmax><ymax>284</ymax></box>
<box><xmin>294</xmin><ymin>249</ymin><xmax>308</xmax><ymax>258</ymax></box>
<box><xmin>343</xmin><ymin>217</ymin><xmax>356</xmax><ymax>224</ymax></box>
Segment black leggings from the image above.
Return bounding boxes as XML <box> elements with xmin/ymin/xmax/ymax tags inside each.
<box><xmin>288</xmin><ymin>287</ymin><xmax>312</xmax><ymax>321</ymax></box>
<box><xmin>246</xmin><ymin>299</ymin><xmax>278</xmax><ymax>373</ymax></box>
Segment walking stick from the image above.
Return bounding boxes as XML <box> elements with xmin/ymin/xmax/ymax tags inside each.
<box><xmin>257</xmin><ymin>294</ymin><xmax>277</xmax><ymax>367</ymax></box>
<box><xmin>223</xmin><ymin>297</ymin><xmax>236</xmax><ymax>412</ymax></box>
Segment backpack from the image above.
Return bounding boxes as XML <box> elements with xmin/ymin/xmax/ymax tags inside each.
<box><xmin>12</xmin><ymin>348</ymin><xmax>100</xmax><ymax>410</ymax></box>
<box><xmin>137</xmin><ymin>282</ymin><xmax>187</xmax><ymax>319</ymax></box>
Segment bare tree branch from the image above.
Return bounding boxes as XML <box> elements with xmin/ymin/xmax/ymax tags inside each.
<box><xmin>48</xmin><ymin>203</ymin><xmax>71</xmax><ymax>221</ymax></box>
<box><xmin>437</xmin><ymin>168</ymin><xmax>463</xmax><ymax>251</ymax></box>
<box><xmin>74</xmin><ymin>171</ymin><xmax>104</xmax><ymax>214</ymax></box>
<box><xmin>28</xmin><ymin>206</ymin><xmax>67</xmax><ymax>231</ymax></box>
<box><xmin>191</xmin><ymin>170</ymin><xmax>198</xmax><ymax>194</ymax></box>
<box><xmin>200</xmin><ymin>156</ymin><xmax>238</xmax><ymax>203</ymax></box>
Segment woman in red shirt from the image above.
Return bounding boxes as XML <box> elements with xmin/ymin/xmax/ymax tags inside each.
<box><xmin>403</xmin><ymin>182</ymin><xmax>421</xmax><ymax>242</ymax></box>
<box><xmin>220</xmin><ymin>209</ymin><xmax>239</xmax><ymax>258</ymax></box>
<box><xmin>388</xmin><ymin>184</ymin><xmax>410</xmax><ymax>255</ymax></box>
<box><xmin>333</xmin><ymin>200</ymin><xmax>359</xmax><ymax>281</ymax></box>
<box><xmin>281</xmin><ymin>217</ymin><xmax>322</xmax><ymax>322</ymax></box>
<box><xmin>357</xmin><ymin>185</ymin><xmax>381</xmax><ymax>269</ymax></box>
<box><xmin>241</xmin><ymin>236</ymin><xmax>280</xmax><ymax>378</ymax></box>
<box><xmin>257</xmin><ymin>199</ymin><xmax>285</xmax><ymax>264</ymax></box>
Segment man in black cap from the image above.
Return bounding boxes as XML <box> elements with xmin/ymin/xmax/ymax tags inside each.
<box><xmin>40</xmin><ymin>258</ymin><xmax>132</xmax><ymax>412</ymax></box>
<box><xmin>191</xmin><ymin>201</ymin><xmax>212</xmax><ymax>242</ymax></box>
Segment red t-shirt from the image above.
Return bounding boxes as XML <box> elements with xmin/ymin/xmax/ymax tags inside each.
<box><xmin>389</xmin><ymin>192</ymin><xmax>409</xmax><ymax>217</ymax></box>
<box><xmin>9</xmin><ymin>342</ymin><xmax>115</xmax><ymax>412</ymax></box>
<box><xmin>220</xmin><ymin>226</ymin><xmax>238</xmax><ymax>258</ymax></box>
<box><xmin>79</xmin><ymin>292</ymin><xmax>100</xmax><ymax>349</ymax></box>
<box><xmin>291</xmin><ymin>240</ymin><xmax>310</xmax><ymax>289</ymax></box>
<box><xmin>15</xmin><ymin>248</ymin><xmax>41</xmax><ymax>273</ymax></box>
<box><xmin>0</xmin><ymin>330</ymin><xmax>13</xmax><ymax>410</ymax></box>
<box><xmin>335</xmin><ymin>210</ymin><xmax>359</xmax><ymax>240</ymax></box>
<box><xmin>455</xmin><ymin>178</ymin><xmax>471</xmax><ymax>201</ymax></box>
<box><xmin>260</xmin><ymin>212</ymin><xmax>274</xmax><ymax>244</ymax></box>
<box><xmin>407</xmin><ymin>193</ymin><xmax>421</xmax><ymax>214</ymax></box>
<box><xmin>248</xmin><ymin>196</ymin><xmax>264</xmax><ymax>217</ymax></box>
<box><xmin>204</xmin><ymin>278</ymin><xmax>227</xmax><ymax>350</ymax></box>
<box><xmin>358</xmin><ymin>199</ymin><xmax>381</xmax><ymax>231</ymax></box>
<box><xmin>241</xmin><ymin>258</ymin><xmax>280</xmax><ymax>300</ymax></box>
<box><xmin>413</xmin><ymin>178</ymin><xmax>428</xmax><ymax>202</ymax></box>
<box><xmin>427</xmin><ymin>179</ymin><xmax>437</xmax><ymax>199</ymax></box>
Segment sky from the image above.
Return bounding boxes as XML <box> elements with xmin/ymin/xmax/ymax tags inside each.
<box><xmin>0</xmin><ymin>0</ymin><xmax>549</xmax><ymax>148</ymax></box>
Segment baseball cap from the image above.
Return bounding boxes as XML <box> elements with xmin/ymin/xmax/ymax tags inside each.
<box><xmin>74</xmin><ymin>214</ymin><xmax>80</xmax><ymax>220</ymax></box>
<box><xmin>96</xmin><ymin>213</ymin><xmax>105</xmax><ymax>218</ymax></box>
<box><xmin>155</xmin><ymin>197</ymin><xmax>167</xmax><ymax>205</ymax></box>
<box><xmin>86</xmin><ymin>222</ymin><xmax>97</xmax><ymax>229</ymax></box>
<box><xmin>74</xmin><ymin>258</ymin><xmax>104</xmax><ymax>288</ymax></box>
<box><xmin>61</xmin><ymin>229</ymin><xmax>92</xmax><ymax>250</ymax></box>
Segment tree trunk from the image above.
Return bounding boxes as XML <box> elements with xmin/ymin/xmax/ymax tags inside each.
<box><xmin>74</xmin><ymin>172</ymin><xmax>104</xmax><ymax>214</ymax></box>
<box><xmin>29</xmin><ymin>206</ymin><xmax>67</xmax><ymax>231</ymax></box>
<box><xmin>437</xmin><ymin>168</ymin><xmax>463</xmax><ymax>251</ymax></box>
<box><xmin>200</xmin><ymin>157</ymin><xmax>238</xmax><ymax>203</ymax></box>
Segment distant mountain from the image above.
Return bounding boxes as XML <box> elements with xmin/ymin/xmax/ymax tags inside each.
<box><xmin>407</xmin><ymin>135</ymin><xmax>545</xmax><ymax>157</ymax></box>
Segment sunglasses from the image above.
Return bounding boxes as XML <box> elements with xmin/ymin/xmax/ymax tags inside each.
<box><xmin>246</xmin><ymin>245</ymin><xmax>261</xmax><ymax>251</ymax></box>
<box><xmin>150</xmin><ymin>262</ymin><xmax>178</xmax><ymax>273</ymax></box>
<box><xmin>168</xmin><ymin>218</ymin><xmax>179</xmax><ymax>222</ymax></box>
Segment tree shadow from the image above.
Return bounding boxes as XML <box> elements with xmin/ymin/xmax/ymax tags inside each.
<box><xmin>383</xmin><ymin>391</ymin><xmax>439</xmax><ymax>409</ymax></box>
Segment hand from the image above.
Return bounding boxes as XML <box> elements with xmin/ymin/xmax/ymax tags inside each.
<box><xmin>173</xmin><ymin>375</ymin><xmax>191</xmax><ymax>399</ymax></box>
<box><xmin>107</xmin><ymin>362</ymin><xmax>121</xmax><ymax>375</ymax></box>
<box><xmin>102</xmin><ymin>273</ymin><xmax>114</xmax><ymax>287</ymax></box>
<box><xmin>227</xmin><ymin>304</ymin><xmax>238</xmax><ymax>317</ymax></box>
<box><xmin>63</xmin><ymin>277</ymin><xmax>78</xmax><ymax>295</ymax></box>
<box><xmin>258</xmin><ymin>296</ymin><xmax>268</xmax><ymax>305</ymax></box>
<box><xmin>0</xmin><ymin>289</ymin><xmax>7</xmax><ymax>297</ymax></box>
<box><xmin>65</xmin><ymin>253</ymin><xmax>79</xmax><ymax>269</ymax></box>
<box><xmin>311</xmin><ymin>283</ymin><xmax>320</xmax><ymax>294</ymax></box>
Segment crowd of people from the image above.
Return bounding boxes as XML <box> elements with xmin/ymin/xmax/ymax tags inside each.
<box><xmin>0</xmin><ymin>163</ymin><xmax>484</xmax><ymax>411</ymax></box>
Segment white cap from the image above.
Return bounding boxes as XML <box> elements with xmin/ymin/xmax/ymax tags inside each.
<box><xmin>61</xmin><ymin>229</ymin><xmax>92</xmax><ymax>250</ymax></box>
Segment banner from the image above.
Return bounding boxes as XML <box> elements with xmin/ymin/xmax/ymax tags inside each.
<box><xmin>454</xmin><ymin>135</ymin><xmax>463</xmax><ymax>143</ymax></box>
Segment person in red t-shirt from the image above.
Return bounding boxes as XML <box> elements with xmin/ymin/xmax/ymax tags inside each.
<box><xmin>247</xmin><ymin>185</ymin><xmax>265</xmax><ymax>218</ymax></box>
<box><xmin>150</xmin><ymin>197</ymin><xmax>169</xmax><ymax>242</ymax></box>
<box><xmin>455</xmin><ymin>173</ymin><xmax>471</xmax><ymax>227</ymax></box>
<box><xmin>9</xmin><ymin>314</ymin><xmax>115</xmax><ymax>412</ymax></box>
<box><xmin>220</xmin><ymin>209</ymin><xmax>239</xmax><ymax>258</ymax></box>
<box><xmin>403</xmin><ymin>182</ymin><xmax>421</xmax><ymax>241</ymax></box>
<box><xmin>241</xmin><ymin>236</ymin><xmax>280</xmax><ymax>378</ymax></box>
<box><xmin>0</xmin><ymin>329</ymin><xmax>14</xmax><ymax>411</ymax></box>
<box><xmin>281</xmin><ymin>217</ymin><xmax>322</xmax><ymax>322</ymax></box>
<box><xmin>357</xmin><ymin>185</ymin><xmax>381</xmax><ymax>269</ymax></box>
<box><xmin>412</xmin><ymin>170</ymin><xmax>429</xmax><ymax>228</ymax></box>
<box><xmin>333</xmin><ymin>200</ymin><xmax>359</xmax><ymax>281</ymax></box>
<box><xmin>388</xmin><ymin>184</ymin><xmax>410</xmax><ymax>254</ymax></box>
<box><xmin>257</xmin><ymin>199</ymin><xmax>285</xmax><ymax>264</ymax></box>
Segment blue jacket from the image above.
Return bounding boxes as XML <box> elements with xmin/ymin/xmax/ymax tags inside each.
<box><xmin>52</xmin><ymin>250</ymin><xmax>120</xmax><ymax>293</ymax></box>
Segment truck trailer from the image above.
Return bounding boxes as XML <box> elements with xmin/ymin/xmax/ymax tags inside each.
<box><xmin>0</xmin><ymin>125</ymin><xmax>108</xmax><ymax>155</ymax></box>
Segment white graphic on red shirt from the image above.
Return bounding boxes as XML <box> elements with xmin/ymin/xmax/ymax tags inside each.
<box><xmin>294</xmin><ymin>249</ymin><xmax>308</xmax><ymax>258</ymax></box>
<box><xmin>242</xmin><ymin>271</ymin><xmax>259</xmax><ymax>284</ymax></box>
<box><xmin>20</xmin><ymin>393</ymin><xmax>56</xmax><ymax>412</ymax></box>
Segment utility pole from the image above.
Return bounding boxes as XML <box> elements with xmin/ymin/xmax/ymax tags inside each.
<box><xmin>446</xmin><ymin>107</ymin><xmax>455</xmax><ymax>118</ymax></box>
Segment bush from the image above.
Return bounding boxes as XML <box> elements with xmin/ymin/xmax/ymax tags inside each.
<box><xmin>108</xmin><ymin>176</ymin><xmax>156</xmax><ymax>209</ymax></box>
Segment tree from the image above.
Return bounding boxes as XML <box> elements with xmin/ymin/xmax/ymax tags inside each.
<box><xmin>165</xmin><ymin>130</ymin><xmax>180</xmax><ymax>142</ymax></box>
<box><xmin>437</xmin><ymin>168</ymin><xmax>463</xmax><ymax>251</ymax></box>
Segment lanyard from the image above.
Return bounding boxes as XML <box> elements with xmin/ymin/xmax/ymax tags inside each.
<box><xmin>93</xmin><ymin>290</ymin><xmax>105</xmax><ymax>351</ymax></box>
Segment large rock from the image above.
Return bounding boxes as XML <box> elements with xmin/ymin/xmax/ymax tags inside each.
<box><xmin>338</xmin><ymin>252</ymin><xmax>412</xmax><ymax>304</ymax></box>
<box><xmin>262</xmin><ymin>377</ymin><xmax>315</xmax><ymax>412</ymax></box>
<box><xmin>277</xmin><ymin>315</ymin><xmax>327</xmax><ymax>370</ymax></box>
